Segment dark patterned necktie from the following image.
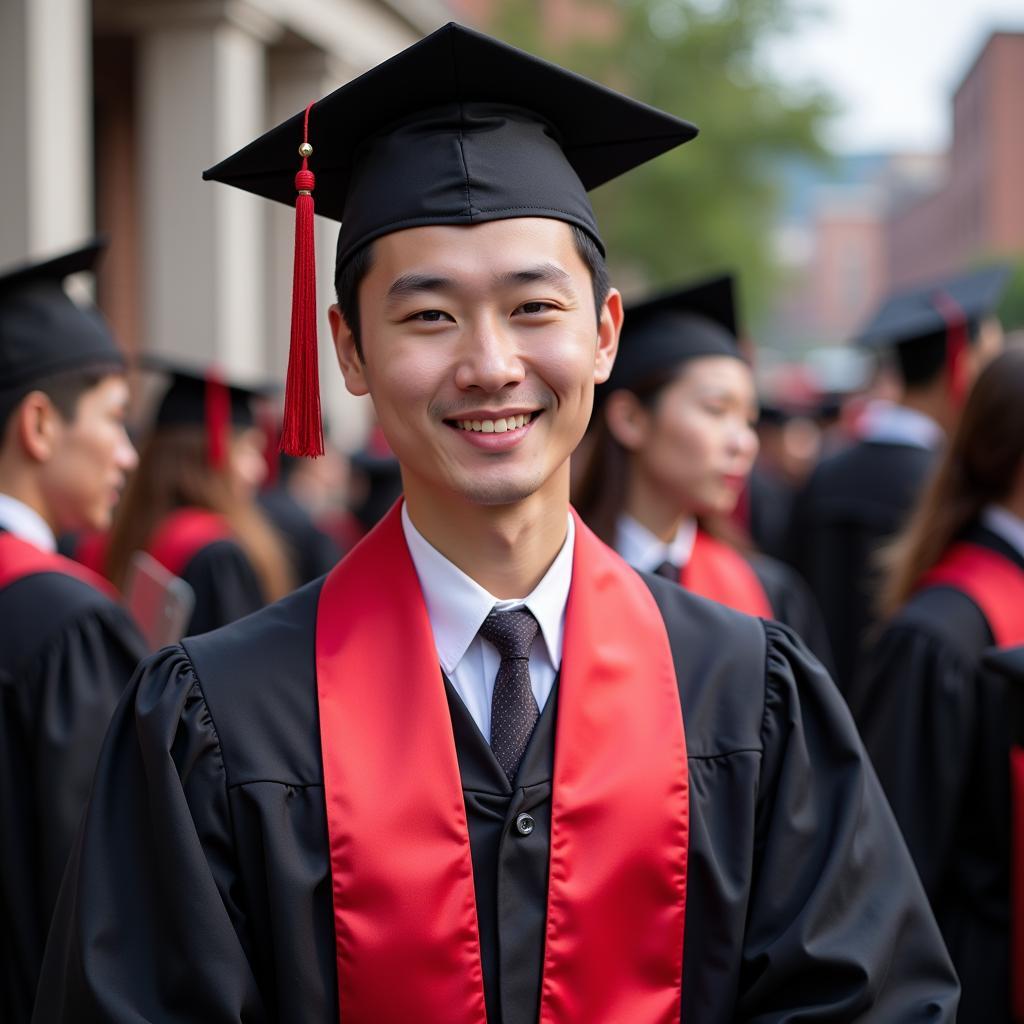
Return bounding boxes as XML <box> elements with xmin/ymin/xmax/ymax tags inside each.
<box><xmin>654</xmin><ymin>559</ymin><xmax>681</xmax><ymax>581</ymax></box>
<box><xmin>479</xmin><ymin>607</ymin><xmax>541</xmax><ymax>784</ymax></box>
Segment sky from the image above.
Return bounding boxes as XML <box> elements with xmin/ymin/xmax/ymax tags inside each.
<box><xmin>766</xmin><ymin>0</ymin><xmax>1024</xmax><ymax>154</ymax></box>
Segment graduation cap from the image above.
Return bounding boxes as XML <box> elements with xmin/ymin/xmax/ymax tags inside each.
<box><xmin>0</xmin><ymin>239</ymin><xmax>124</xmax><ymax>408</ymax></box>
<box><xmin>855</xmin><ymin>264</ymin><xmax>1012</xmax><ymax>402</ymax></box>
<box><xmin>598</xmin><ymin>273</ymin><xmax>741</xmax><ymax>404</ymax></box>
<box><xmin>143</xmin><ymin>357</ymin><xmax>269</xmax><ymax>469</ymax></box>
<box><xmin>203</xmin><ymin>21</ymin><xmax>698</xmax><ymax>459</ymax></box>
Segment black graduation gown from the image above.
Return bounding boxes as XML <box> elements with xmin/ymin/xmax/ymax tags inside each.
<box><xmin>176</xmin><ymin>538</ymin><xmax>266</xmax><ymax>635</ymax></box>
<box><xmin>0</xmin><ymin>561</ymin><xmax>147</xmax><ymax>1024</ymax></box>
<box><xmin>34</xmin><ymin>574</ymin><xmax>958</xmax><ymax>1022</ymax></box>
<box><xmin>787</xmin><ymin>439</ymin><xmax>936</xmax><ymax>693</ymax></box>
<box><xmin>258</xmin><ymin>488</ymin><xmax>341</xmax><ymax>586</ymax></box>
<box><xmin>852</xmin><ymin>525</ymin><xmax>1024</xmax><ymax>1023</ymax></box>
<box><xmin>748</xmin><ymin>552</ymin><xmax>835</xmax><ymax>674</ymax></box>
<box><xmin>746</xmin><ymin>465</ymin><xmax>794</xmax><ymax>562</ymax></box>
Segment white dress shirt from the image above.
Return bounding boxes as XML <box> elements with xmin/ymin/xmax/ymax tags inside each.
<box><xmin>0</xmin><ymin>492</ymin><xmax>57</xmax><ymax>552</ymax></box>
<box><xmin>982</xmin><ymin>505</ymin><xmax>1024</xmax><ymax>562</ymax></box>
<box><xmin>859</xmin><ymin>400</ymin><xmax>944</xmax><ymax>451</ymax></box>
<box><xmin>401</xmin><ymin>503</ymin><xmax>574</xmax><ymax>742</ymax></box>
<box><xmin>615</xmin><ymin>513</ymin><xmax>697</xmax><ymax>575</ymax></box>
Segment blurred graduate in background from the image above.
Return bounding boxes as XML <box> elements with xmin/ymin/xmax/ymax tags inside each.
<box><xmin>574</xmin><ymin>273</ymin><xmax>832</xmax><ymax>667</ymax></box>
<box><xmin>854</xmin><ymin>345</ymin><xmax>1024</xmax><ymax>1022</ymax></box>
<box><xmin>0</xmin><ymin>241</ymin><xmax>146</xmax><ymax>1024</ymax></box>
<box><xmin>788</xmin><ymin>265</ymin><xmax>1010</xmax><ymax>692</ymax></box>
<box><xmin>104</xmin><ymin>363</ymin><xmax>293</xmax><ymax>634</ymax></box>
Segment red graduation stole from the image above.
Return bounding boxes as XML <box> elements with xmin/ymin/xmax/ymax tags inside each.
<box><xmin>920</xmin><ymin>540</ymin><xmax>1024</xmax><ymax>1020</ymax></box>
<box><xmin>0</xmin><ymin>530</ymin><xmax>118</xmax><ymax>599</ymax></box>
<box><xmin>680</xmin><ymin>528</ymin><xmax>773</xmax><ymax>619</ymax></box>
<box><xmin>316</xmin><ymin>503</ymin><xmax>688</xmax><ymax>1023</ymax></box>
<box><xmin>145</xmin><ymin>507</ymin><xmax>232</xmax><ymax>578</ymax></box>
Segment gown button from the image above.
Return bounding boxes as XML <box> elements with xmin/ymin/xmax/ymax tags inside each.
<box><xmin>515</xmin><ymin>812</ymin><xmax>535</xmax><ymax>836</ymax></box>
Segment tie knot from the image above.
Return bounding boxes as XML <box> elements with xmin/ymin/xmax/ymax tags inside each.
<box><xmin>479</xmin><ymin>607</ymin><xmax>539</xmax><ymax>662</ymax></box>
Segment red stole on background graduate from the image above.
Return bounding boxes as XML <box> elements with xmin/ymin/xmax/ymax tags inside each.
<box><xmin>316</xmin><ymin>503</ymin><xmax>689</xmax><ymax>1023</ymax></box>
<box><xmin>145</xmin><ymin>507</ymin><xmax>233</xmax><ymax>578</ymax></box>
<box><xmin>680</xmin><ymin>528</ymin><xmax>773</xmax><ymax>619</ymax></box>
<box><xmin>0</xmin><ymin>531</ymin><xmax>118</xmax><ymax>599</ymax></box>
<box><xmin>920</xmin><ymin>540</ymin><xmax>1024</xmax><ymax>1021</ymax></box>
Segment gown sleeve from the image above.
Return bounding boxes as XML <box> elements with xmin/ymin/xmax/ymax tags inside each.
<box><xmin>735</xmin><ymin>622</ymin><xmax>960</xmax><ymax>1021</ymax></box>
<box><xmin>32</xmin><ymin>646</ymin><xmax>266</xmax><ymax>1023</ymax></box>
<box><xmin>749</xmin><ymin>554</ymin><xmax>835</xmax><ymax>674</ymax></box>
<box><xmin>1</xmin><ymin>597</ymin><xmax>146</xmax><ymax>1024</ymax></box>
<box><xmin>181</xmin><ymin>539</ymin><xmax>266</xmax><ymax>635</ymax></box>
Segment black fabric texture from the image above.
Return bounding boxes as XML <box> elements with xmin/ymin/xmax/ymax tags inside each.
<box><xmin>786</xmin><ymin>439</ymin><xmax>936</xmax><ymax>693</ymax></box>
<box><xmin>0</xmin><ymin>569</ymin><xmax>146</xmax><ymax>1024</ymax></box>
<box><xmin>854</xmin><ymin>524</ymin><xmax>1024</xmax><ymax>1022</ymax></box>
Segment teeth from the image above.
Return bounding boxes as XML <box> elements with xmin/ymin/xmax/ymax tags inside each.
<box><xmin>457</xmin><ymin>412</ymin><xmax>535</xmax><ymax>432</ymax></box>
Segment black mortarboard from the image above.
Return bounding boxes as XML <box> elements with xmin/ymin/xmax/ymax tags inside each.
<box><xmin>0</xmin><ymin>240</ymin><xmax>124</xmax><ymax>407</ymax></box>
<box><xmin>855</xmin><ymin>265</ymin><xmax>1011</xmax><ymax>400</ymax></box>
<box><xmin>598</xmin><ymin>273</ymin><xmax>741</xmax><ymax>403</ymax></box>
<box><xmin>856</xmin><ymin>265</ymin><xmax>1012</xmax><ymax>351</ymax></box>
<box><xmin>143</xmin><ymin>358</ymin><xmax>268</xmax><ymax>468</ymax></box>
<box><xmin>203</xmin><ymin>22</ymin><xmax>698</xmax><ymax>458</ymax></box>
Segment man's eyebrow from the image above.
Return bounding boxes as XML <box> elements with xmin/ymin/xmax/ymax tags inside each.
<box><xmin>385</xmin><ymin>273</ymin><xmax>455</xmax><ymax>303</ymax></box>
<box><xmin>496</xmin><ymin>263</ymin><xmax>575</xmax><ymax>295</ymax></box>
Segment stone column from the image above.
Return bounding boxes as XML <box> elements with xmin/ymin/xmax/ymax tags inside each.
<box><xmin>135</xmin><ymin>2</ymin><xmax>278</xmax><ymax>376</ymax></box>
<box><xmin>0</xmin><ymin>0</ymin><xmax>92</xmax><ymax>264</ymax></box>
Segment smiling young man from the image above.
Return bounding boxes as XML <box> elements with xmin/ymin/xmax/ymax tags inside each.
<box><xmin>0</xmin><ymin>241</ymin><xmax>146</xmax><ymax>1024</ymax></box>
<box><xmin>36</xmin><ymin>24</ymin><xmax>958</xmax><ymax>1023</ymax></box>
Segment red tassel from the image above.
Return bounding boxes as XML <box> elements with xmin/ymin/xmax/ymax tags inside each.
<box><xmin>205</xmin><ymin>366</ymin><xmax>230</xmax><ymax>470</ymax></box>
<box><xmin>258</xmin><ymin>404</ymin><xmax>281</xmax><ymax>489</ymax></box>
<box><xmin>280</xmin><ymin>101</ymin><xmax>325</xmax><ymax>458</ymax></box>
<box><xmin>932</xmin><ymin>290</ymin><xmax>969</xmax><ymax>408</ymax></box>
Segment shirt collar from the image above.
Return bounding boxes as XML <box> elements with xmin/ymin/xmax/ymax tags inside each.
<box><xmin>0</xmin><ymin>493</ymin><xmax>57</xmax><ymax>552</ymax></box>
<box><xmin>401</xmin><ymin>502</ymin><xmax>574</xmax><ymax>675</ymax></box>
<box><xmin>615</xmin><ymin>513</ymin><xmax>697</xmax><ymax>574</ymax></box>
<box><xmin>859</xmin><ymin>399</ymin><xmax>944</xmax><ymax>450</ymax></box>
<box><xmin>982</xmin><ymin>505</ymin><xmax>1024</xmax><ymax>562</ymax></box>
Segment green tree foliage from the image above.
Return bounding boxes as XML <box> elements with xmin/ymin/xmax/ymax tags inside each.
<box><xmin>493</xmin><ymin>0</ymin><xmax>835</xmax><ymax>323</ymax></box>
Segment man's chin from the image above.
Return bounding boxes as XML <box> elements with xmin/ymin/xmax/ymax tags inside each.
<box><xmin>452</xmin><ymin>469</ymin><xmax>549</xmax><ymax>508</ymax></box>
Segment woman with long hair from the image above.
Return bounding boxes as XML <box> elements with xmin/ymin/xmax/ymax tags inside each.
<box><xmin>854</xmin><ymin>345</ymin><xmax>1024</xmax><ymax>1023</ymax></box>
<box><xmin>106</xmin><ymin>366</ymin><xmax>293</xmax><ymax>635</ymax></box>
<box><xmin>574</xmin><ymin>274</ymin><xmax>832</xmax><ymax>666</ymax></box>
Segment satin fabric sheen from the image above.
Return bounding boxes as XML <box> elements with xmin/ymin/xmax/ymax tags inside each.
<box><xmin>681</xmin><ymin>529</ymin><xmax>773</xmax><ymax>618</ymax></box>
<box><xmin>920</xmin><ymin>543</ymin><xmax>1024</xmax><ymax>648</ymax></box>
<box><xmin>146</xmin><ymin>507</ymin><xmax>233</xmax><ymax>578</ymax></box>
<box><xmin>0</xmin><ymin>531</ymin><xmax>117</xmax><ymax>598</ymax></box>
<box><xmin>315</xmin><ymin>503</ymin><xmax>687</xmax><ymax>1023</ymax></box>
<box><xmin>920</xmin><ymin>540</ymin><xmax>1024</xmax><ymax>1018</ymax></box>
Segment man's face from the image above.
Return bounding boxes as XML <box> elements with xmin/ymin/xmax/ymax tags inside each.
<box><xmin>332</xmin><ymin>218</ymin><xmax>620</xmax><ymax>509</ymax></box>
<box><xmin>39</xmin><ymin>375</ymin><xmax>137</xmax><ymax>533</ymax></box>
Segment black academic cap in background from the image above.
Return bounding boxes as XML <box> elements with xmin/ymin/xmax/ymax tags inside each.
<box><xmin>856</xmin><ymin>264</ymin><xmax>1012</xmax><ymax>351</ymax></box>
<box><xmin>141</xmin><ymin>357</ymin><xmax>273</xmax><ymax>468</ymax></box>
<box><xmin>0</xmin><ymin>239</ymin><xmax>124</xmax><ymax>402</ymax></box>
<box><xmin>143</xmin><ymin>359</ymin><xmax>268</xmax><ymax>430</ymax></box>
<box><xmin>204</xmin><ymin>22</ymin><xmax>698</xmax><ymax>265</ymax></box>
<box><xmin>855</xmin><ymin>264</ymin><xmax>1012</xmax><ymax>397</ymax></box>
<box><xmin>598</xmin><ymin>273</ymin><xmax>742</xmax><ymax>403</ymax></box>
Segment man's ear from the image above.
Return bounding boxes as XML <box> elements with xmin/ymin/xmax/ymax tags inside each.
<box><xmin>594</xmin><ymin>287</ymin><xmax>624</xmax><ymax>385</ymax></box>
<box><xmin>329</xmin><ymin>305</ymin><xmax>370</xmax><ymax>397</ymax></box>
<box><xmin>603</xmin><ymin>388</ymin><xmax>649</xmax><ymax>452</ymax></box>
<box><xmin>16</xmin><ymin>391</ymin><xmax>62</xmax><ymax>464</ymax></box>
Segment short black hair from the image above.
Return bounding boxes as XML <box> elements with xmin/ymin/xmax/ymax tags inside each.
<box><xmin>0</xmin><ymin>365</ymin><xmax>120</xmax><ymax>440</ymax></box>
<box><xmin>895</xmin><ymin>321</ymin><xmax>980</xmax><ymax>389</ymax></box>
<box><xmin>335</xmin><ymin>223</ymin><xmax>610</xmax><ymax>360</ymax></box>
